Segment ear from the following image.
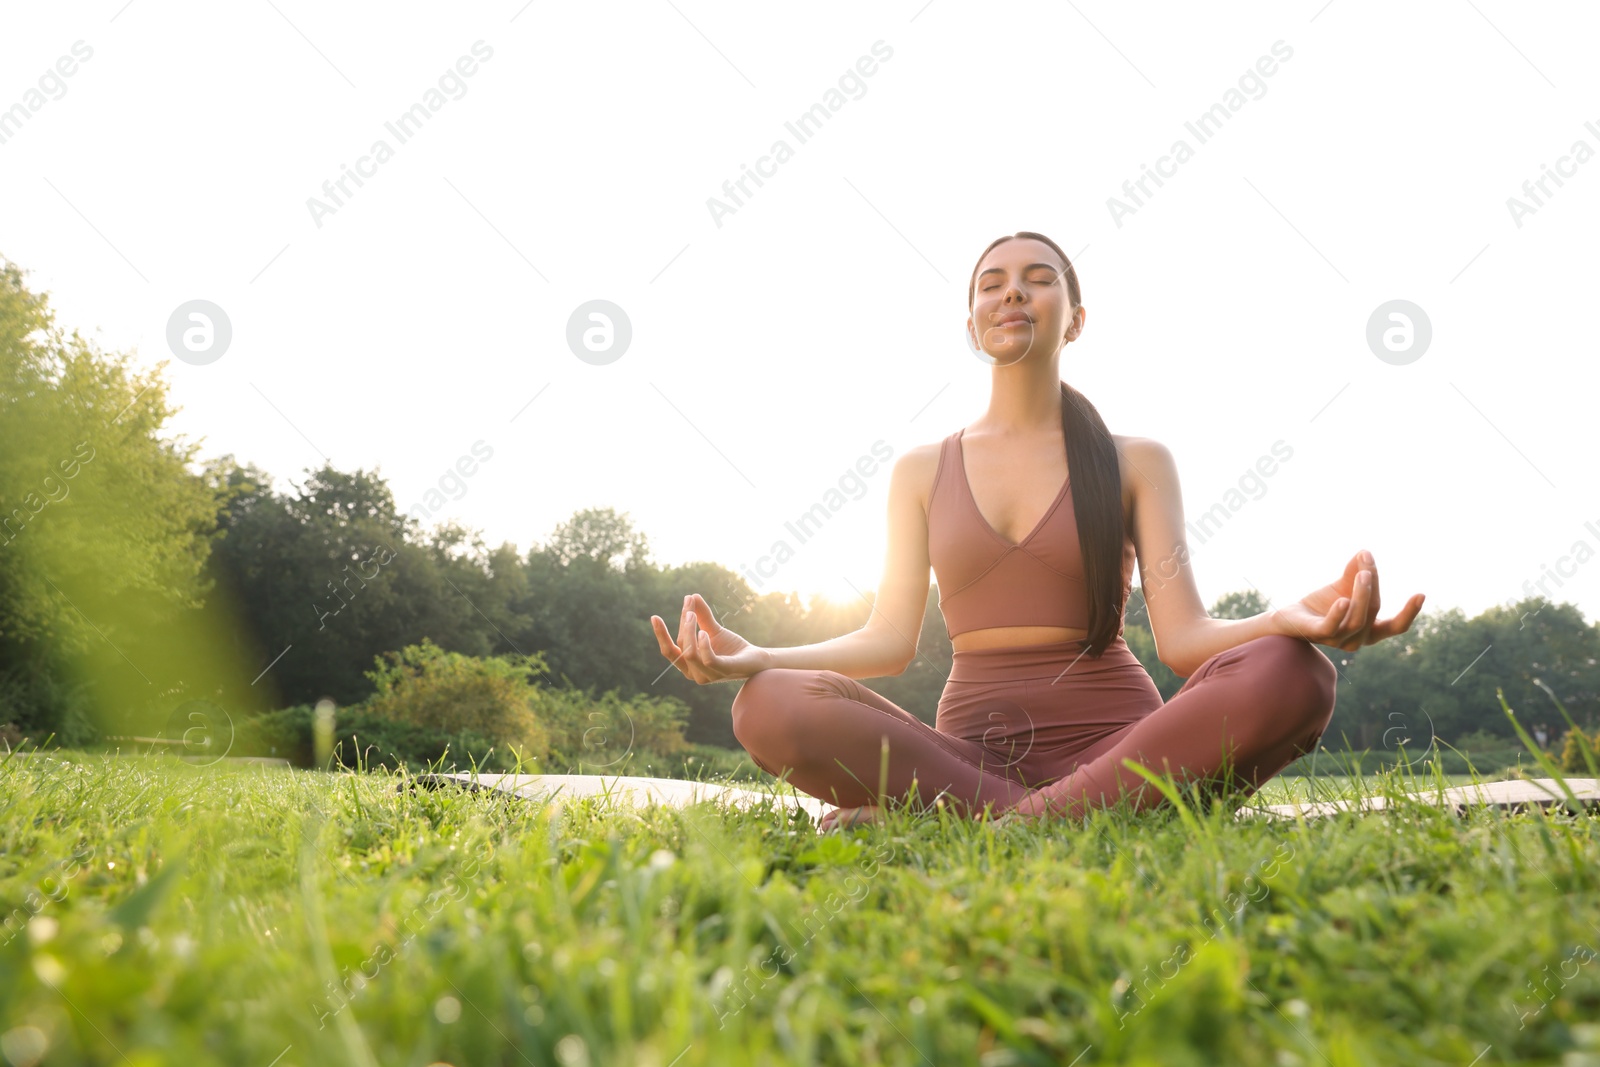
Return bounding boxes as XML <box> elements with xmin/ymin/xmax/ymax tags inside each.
<box><xmin>1064</xmin><ymin>304</ymin><xmax>1086</xmax><ymax>343</ymax></box>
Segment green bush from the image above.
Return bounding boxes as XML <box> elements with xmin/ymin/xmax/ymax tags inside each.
<box><xmin>234</xmin><ymin>641</ymin><xmax>697</xmax><ymax>775</ymax></box>
<box><xmin>328</xmin><ymin>708</ymin><xmax>533</xmax><ymax>774</ymax></box>
<box><xmin>234</xmin><ymin>704</ymin><xmax>315</xmax><ymax>764</ymax></box>
<box><xmin>232</xmin><ymin>704</ymin><xmax>535</xmax><ymax>773</ymax></box>
<box><xmin>0</xmin><ymin>665</ymin><xmax>98</xmax><ymax>748</ymax></box>
<box><xmin>534</xmin><ymin>685</ymin><xmax>690</xmax><ymax>769</ymax></box>
<box><xmin>1558</xmin><ymin>725</ymin><xmax>1600</xmax><ymax>773</ymax></box>
<box><xmin>360</xmin><ymin>638</ymin><xmax>549</xmax><ymax>763</ymax></box>
<box><xmin>1280</xmin><ymin>741</ymin><xmax>1535</xmax><ymax>779</ymax></box>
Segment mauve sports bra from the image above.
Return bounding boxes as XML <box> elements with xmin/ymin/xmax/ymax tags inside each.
<box><xmin>927</xmin><ymin>427</ymin><xmax>1136</xmax><ymax>639</ymax></box>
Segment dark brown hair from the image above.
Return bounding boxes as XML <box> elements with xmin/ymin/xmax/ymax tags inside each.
<box><xmin>967</xmin><ymin>231</ymin><xmax>1127</xmax><ymax>657</ymax></box>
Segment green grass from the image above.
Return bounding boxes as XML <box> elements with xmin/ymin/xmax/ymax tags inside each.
<box><xmin>2</xmin><ymin>748</ymin><xmax>1599</xmax><ymax>1067</ymax></box>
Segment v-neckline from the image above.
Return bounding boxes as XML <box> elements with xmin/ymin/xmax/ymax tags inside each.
<box><xmin>955</xmin><ymin>428</ymin><xmax>1072</xmax><ymax>550</ymax></box>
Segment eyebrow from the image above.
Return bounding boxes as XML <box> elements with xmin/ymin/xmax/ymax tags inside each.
<box><xmin>977</xmin><ymin>262</ymin><xmax>1061</xmax><ymax>280</ymax></box>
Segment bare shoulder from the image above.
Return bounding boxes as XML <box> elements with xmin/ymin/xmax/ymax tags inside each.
<box><xmin>1113</xmin><ymin>433</ymin><xmax>1174</xmax><ymax>467</ymax></box>
<box><xmin>1111</xmin><ymin>434</ymin><xmax>1175</xmax><ymax>518</ymax></box>
<box><xmin>890</xmin><ymin>439</ymin><xmax>946</xmax><ymax>512</ymax></box>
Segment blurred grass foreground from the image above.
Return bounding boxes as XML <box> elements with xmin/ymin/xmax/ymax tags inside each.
<box><xmin>2</xmin><ymin>749</ymin><xmax>1600</xmax><ymax>1066</ymax></box>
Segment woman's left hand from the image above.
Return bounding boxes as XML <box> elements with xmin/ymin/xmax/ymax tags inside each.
<box><xmin>819</xmin><ymin>805</ymin><xmax>881</xmax><ymax>832</ymax></box>
<box><xmin>1273</xmin><ymin>550</ymin><xmax>1425</xmax><ymax>652</ymax></box>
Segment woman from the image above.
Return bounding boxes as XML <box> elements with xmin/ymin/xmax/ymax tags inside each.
<box><xmin>650</xmin><ymin>231</ymin><xmax>1425</xmax><ymax>832</ymax></box>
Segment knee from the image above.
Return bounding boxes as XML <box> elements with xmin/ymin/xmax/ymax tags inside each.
<box><xmin>1246</xmin><ymin>634</ymin><xmax>1338</xmax><ymax>720</ymax></box>
<box><xmin>730</xmin><ymin>669</ymin><xmax>807</xmax><ymax>758</ymax></box>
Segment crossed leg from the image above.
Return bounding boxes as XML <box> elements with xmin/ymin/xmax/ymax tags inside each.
<box><xmin>730</xmin><ymin>669</ymin><xmax>1039</xmax><ymax>818</ymax></box>
<box><xmin>1010</xmin><ymin>634</ymin><xmax>1339</xmax><ymax>820</ymax></box>
<box><xmin>731</xmin><ymin>634</ymin><xmax>1338</xmax><ymax>823</ymax></box>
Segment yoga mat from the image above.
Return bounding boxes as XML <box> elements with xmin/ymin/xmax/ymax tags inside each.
<box><xmin>412</xmin><ymin>773</ymin><xmax>1600</xmax><ymax>825</ymax></box>
<box><xmin>409</xmin><ymin>772</ymin><xmax>831</xmax><ymax>821</ymax></box>
<box><xmin>1237</xmin><ymin>776</ymin><xmax>1600</xmax><ymax>822</ymax></box>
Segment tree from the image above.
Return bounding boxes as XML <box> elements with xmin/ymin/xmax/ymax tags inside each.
<box><xmin>1210</xmin><ymin>589</ymin><xmax>1272</xmax><ymax>621</ymax></box>
<box><xmin>1</xmin><ymin>259</ymin><xmax>243</xmax><ymax>739</ymax></box>
<box><xmin>545</xmin><ymin>506</ymin><xmax>652</xmax><ymax>570</ymax></box>
<box><xmin>200</xmin><ymin>460</ymin><xmax>525</xmax><ymax>708</ymax></box>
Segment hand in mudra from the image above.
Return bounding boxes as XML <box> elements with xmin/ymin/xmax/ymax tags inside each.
<box><xmin>1273</xmin><ymin>550</ymin><xmax>1425</xmax><ymax>652</ymax></box>
<box><xmin>650</xmin><ymin>593</ymin><xmax>772</xmax><ymax>684</ymax></box>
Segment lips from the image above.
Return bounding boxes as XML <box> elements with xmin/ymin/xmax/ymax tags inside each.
<box><xmin>993</xmin><ymin>313</ymin><xmax>1032</xmax><ymax>326</ymax></box>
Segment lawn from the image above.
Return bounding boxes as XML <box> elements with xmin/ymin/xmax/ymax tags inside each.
<box><xmin>2</xmin><ymin>750</ymin><xmax>1598</xmax><ymax>1066</ymax></box>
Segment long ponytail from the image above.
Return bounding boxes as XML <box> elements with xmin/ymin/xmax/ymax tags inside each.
<box><xmin>1060</xmin><ymin>379</ymin><xmax>1127</xmax><ymax>657</ymax></box>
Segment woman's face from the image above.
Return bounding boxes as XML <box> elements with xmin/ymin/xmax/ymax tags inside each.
<box><xmin>968</xmin><ymin>238</ymin><xmax>1082</xmax><ymax>365</ymax></box>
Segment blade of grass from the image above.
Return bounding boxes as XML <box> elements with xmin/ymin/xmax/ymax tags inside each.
<box><xmin>1498</xmin><ymin>687</ymin><xmax>1586</xmax><ymax>813</ymax></box>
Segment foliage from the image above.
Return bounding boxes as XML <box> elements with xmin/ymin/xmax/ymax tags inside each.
<box><xmin>1</xmin><ymin>258</ymin><xmax>244</xmax><ymax>734</ymax></box>
<box><xmin>233</xmin><ymin>658</ymin><xmax>693</xmax><ymax>776</ymax></box>
<box><xmin>534</xmin><ymin>684</ymin><xmax>690</xmax><ymax>767</ymax></box>
<box><xmin>1558</xmin><ymin>725</ymin><xmax>1600</xmax><ymax>774</ymax></box>
<box><xmin>359</xmin><ymin>639</ymin><xmax>549</xmax><ymax>762</ymax></box>
<box><xmin>328</xmin><ymin>709</ymin><xmax>528</xmax><ymax>774</ymax></box>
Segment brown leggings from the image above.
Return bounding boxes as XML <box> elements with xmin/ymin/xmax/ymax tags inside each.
<box><xmin>730</xmin><ymin>633</ymin><xmax>1337</xmax><ymax>821</ymax></box>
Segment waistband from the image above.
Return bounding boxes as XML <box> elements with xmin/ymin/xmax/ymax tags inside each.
<box><xmin>947</xmin><ymin>634</ymin><xmax>1135</xmax><ymax>683</ymax></box>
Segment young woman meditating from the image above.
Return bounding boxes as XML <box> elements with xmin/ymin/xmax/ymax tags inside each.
<box><xmin>649</xmin><ymin>231</ymin><xmax>1425</xmax><ymax>832</ymax></box>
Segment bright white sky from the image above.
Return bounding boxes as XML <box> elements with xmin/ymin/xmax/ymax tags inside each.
<box><xmin>3</xmin><ymin>1</ymin><xmax>1597</xmax><ymax>626</ymax></box>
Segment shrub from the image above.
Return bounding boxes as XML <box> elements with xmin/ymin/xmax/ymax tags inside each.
<box><xmin>328</xmin><ymin>708</ymin><xmax>532</xmax><ymax>774</ymax></box>
<box><xmin>360</xmin><ymin>638</ymin><xmax>549</xmax><ymax>763</ymax></box>
<box><xmin>235</xmin><ymin>704</ymin><xmax>315</xmax><ymax>764</ymax></box>
<box><xmin>1558</xmin><ymin>725</ymin><xmax>1600</xmax><ymax>774</ymax></box>
<box><xmin>232</xmin><ymin>703</ymin><xmax>535</xmax><ymax>773</ymax></box>
<box><xmin>0</xmin><ymin>665</ymin><xmax>98</xmax><ymax>748</ymax></box>
<box><xmin>534</xmin><ymin>685</ymin><xmax>690</xmax><ymax>769</ymax></box>
<box><xmin>236</xmin><ymin>641</ymin><xmax>696</xmax><ymax>774</ymax></box>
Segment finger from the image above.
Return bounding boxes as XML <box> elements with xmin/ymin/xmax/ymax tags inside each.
<box><xmin>1342</xmin><ymin>550</ymin><xmax>1364</xmax><ymax>584</ymax></box>
<box><xmin>1347</xmin><ymin>562</ymin><xmax>1378</xmax><ymax>644</ymax></box>
<box><xmin>1368</xmin><ymin>593</ymin><xmax>1426</xmax><ymax>641</ymax></box>
<box><xmin>1342</xmin><ymin>570</ymin><xmax>1372</xmax><ymax>643</ymax></box>
<box><xmin>684</xmin><ymin>610</ymin><xmax>709</xmax><ymax>671</ymax></box>
<box><xmin>653</xmin><ymin>616</ymin><xmax>708</xmax><ymax>683</ymax></box>
<box><xmin>686</xmin><ymin>615</ymin><xmax>702</xmax><ymax>664</ymax></box>
<box><xmin>1345</xmin><ymin>570</ymin><xmax>1375</xmax><ymax>638</ymax></box>
<box><xmin>1321</xmin><ymin>597</ymin><xmax>1350</xmax><ymax>642</ymax></box>
<box><xmin>676</xmin><ymin>596</ymin><xmax>694</xmax><ymax>655</ymax></box>
<box><xmin>651</xmin><ymin>616</ymin><xmax>687</xmax><ymax>665</ymax></box>
<box><xmin>695</xmin><ymin>629</ymin><xmax>722</xmax><ymax>677</ymax></box>
<box><xmin>690</xmin><ymin>592</ymin><xmax>720</xmax><ymax>634</ymax></box>
<box><xmin>1363</xmin><ymin>556</ymin><xmax>1382</xmax><ymax>626</ymax></box>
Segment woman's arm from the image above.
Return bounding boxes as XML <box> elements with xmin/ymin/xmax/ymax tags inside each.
<box><xmin>765</xmin><ymin>447</ymin><xmax>937</xmax><ymax>679</ymax></box>
<box><xmin>1123</xmin><ymin>438</ymin><xmax>1419</xmax><ymax>675</ymax></box>
<box><xmin>660</xmin><ymin>447</ymin><xmax>938</xmax><ymax>682</ymax></box>
<box><xmin>762</xmin><ymin>628</ymin><xmax>914</xmax><ymax>678</ymax></box>
<box><xmin>1146</xmin><ymin>612</ymin><xmax>1289</xmax><ymax>678</ymax></box>
<box><xmin>1123</xmin><ymin>437</ymin><xmax>1287</xmax><ymax>677</ymax></box>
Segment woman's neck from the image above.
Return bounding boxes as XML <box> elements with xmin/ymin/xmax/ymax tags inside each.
<box><xmin>975</xmin><ymin>354</ymin><xmax>1065</xmax><ymax>435</ymax></box>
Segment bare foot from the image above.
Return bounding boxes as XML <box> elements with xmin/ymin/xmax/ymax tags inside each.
<box><xmin>819</xmin><ymin>805</ymin><xmax>881</xmax><ymax>832</ymax></box>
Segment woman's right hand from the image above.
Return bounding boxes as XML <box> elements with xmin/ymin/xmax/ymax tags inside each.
<box><xmin>650</xmin><ymin>593</ymin><xmax>773</xmax><ymax>684</ymax></box>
